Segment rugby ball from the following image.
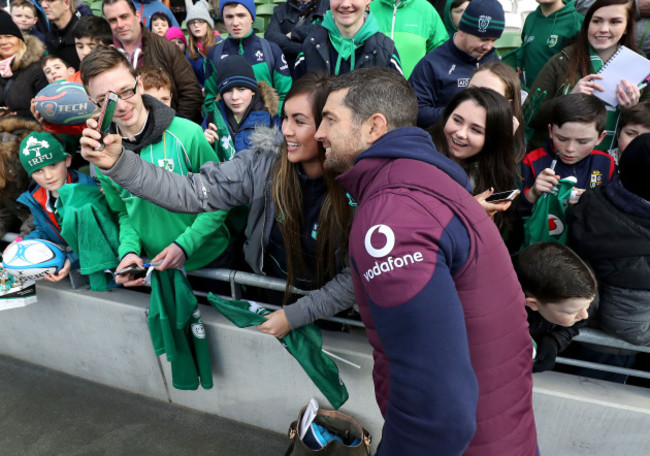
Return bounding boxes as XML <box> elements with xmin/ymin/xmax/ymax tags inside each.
<box><xmin>34</xmin><ymin>82</ymin><xmax>98</xmax><ymax>126</ymax></box>
<box><xmin>2</xmin><ymin>239</ymin><xmax>66</xmax><ymax>280</ymax></box>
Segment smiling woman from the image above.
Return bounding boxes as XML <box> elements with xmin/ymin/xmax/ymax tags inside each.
<box><xmin>0</xmin><ymin>10</ymin><xmax>47</xmax><ymax>120</ymax></box>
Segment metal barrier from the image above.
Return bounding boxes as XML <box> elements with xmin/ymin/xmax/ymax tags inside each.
<box><xmin>2</xmin><ymin>231</ymin><xmax>648</xmax><ymax>376</ymax></box>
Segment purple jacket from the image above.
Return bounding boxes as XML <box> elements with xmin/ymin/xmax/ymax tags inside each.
<box><xmin>337</xmin><ymin>127</ymin><xmax>537</xmax><ymax>455</ymax></box>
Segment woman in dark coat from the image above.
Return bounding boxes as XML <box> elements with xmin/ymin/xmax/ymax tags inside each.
<box><xmin>0</xmin><ymin>10</ymin><xmax>47</xmax><ymax>121</ymax></box>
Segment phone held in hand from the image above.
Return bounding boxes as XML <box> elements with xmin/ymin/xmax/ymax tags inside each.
<box><xmin>485</xmin><ymin>189</ymin><xmax>521</xmax><ymax>203</ymax></box>
<box><xmin>94</xmin><ymin>91</ymin><xmax>119</xmax><ymax>150</ymax></box>
<box><xmin>114</xmin><ymin>264</ymin><xmax>147</xmax><ymax>279</ymax></box>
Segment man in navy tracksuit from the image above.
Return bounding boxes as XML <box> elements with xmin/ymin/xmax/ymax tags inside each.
<box><xmin>409</xmin><ymin>0</ymin><xmax>504</xmax><ymax>128</ymax></box>
<box><xmin>316</xmin><ymin>68</ymin><xmax>537</xmax><ymax>455</ymax></box>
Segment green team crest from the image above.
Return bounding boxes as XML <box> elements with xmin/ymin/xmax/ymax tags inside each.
<box><xmin>158</xmin><ymin>158</ymin><xmax>175</xmax><ymax>171</ymax></box>
<box><xmin>547</xmin><ymin>35</ymin><xmax>559</xmax><ymax>47</ymax></box>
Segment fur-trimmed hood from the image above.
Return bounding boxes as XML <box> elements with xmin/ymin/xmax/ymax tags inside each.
<box><xmin>0</xmin><ymin>117</ymin><xmax>43</xmax><ymax>195</ymax></box>
<box><xmin>257</xmin><ymin>80</ymin><xmax>279</xmax><ymax>116</ymax></box>
<box><xmin>12</xmin><ymin>35</ymin><xmax>46</xmax><ymax>72</ymax></box>
<box><xmin>248</xmin><ymin>124</ymin><xmax>284</xmax><ymax>156</ymax></box>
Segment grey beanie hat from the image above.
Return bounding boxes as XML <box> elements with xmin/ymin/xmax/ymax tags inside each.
<box><xmin>186</xmin><ymin>0</ymin><xmax>214</xmax><ymax>29</ymax></box>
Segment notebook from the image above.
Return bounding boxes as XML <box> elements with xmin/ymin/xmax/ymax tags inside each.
<box><xmin>594</xmin><ymin>45</ymin><xmax>650</xmax><ymax>107</ymax></box>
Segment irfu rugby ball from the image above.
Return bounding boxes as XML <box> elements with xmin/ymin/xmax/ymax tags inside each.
<box><xmin>34</xmin><ymin>82</ymin><xmax>98</xmax><ymax>126</ymax></box>
<box><xmin>2</xmin><ymin>239</ymin><xmax>66</xmax><ymax>280</ymax></box>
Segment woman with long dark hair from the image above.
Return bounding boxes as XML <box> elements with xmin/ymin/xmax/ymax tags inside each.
<box><xmin>526</xmin><ymin>0</ymin><xmax>649</xmax><ymax>152</ymax></box>
<box><xmin>81</xmin><ymin>72</ymin><xmax>355</xmax><ymax>338</ymax></box>
<box><xmin>431</xmin><ymin>87</ymin><xmax>520</xmax><ymax>230</ymax></box>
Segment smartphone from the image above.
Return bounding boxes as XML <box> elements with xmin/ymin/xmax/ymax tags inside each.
<box><xmin>114</xmin><ymin>264</ymin><xmax>147</xmax><ymax>279</ymax></box>
<box><xmin>485</xmin><ymin>189</ymin><xmax>521</xmax><ymax>203</ymax></box>
<box><xmin>96</xmin><ymin>91</ymin><xmax>119</xmax><ymax>134</ymax></box>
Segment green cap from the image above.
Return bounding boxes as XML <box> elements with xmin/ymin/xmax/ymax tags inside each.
<box><xmin>19</xmin><ymin>132</ymin><xmax>69</xmax><ymax>176</ymax></box>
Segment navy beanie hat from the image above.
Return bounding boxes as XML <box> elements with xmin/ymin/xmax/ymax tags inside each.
<box><xmin>458</xmin><ymin>0</ymin><xmax>505</xmax><ymax>39</ymax></box>
<box><xmin>0</xmin><ymin>10</ymin><xmax>25</xmax><ymax>42</ymax></box>
<box><xmin>618</xmin><ymin>133</ymin><xmax>650</xmax><ymax>201</ymax></box>
<box><xmin>220</xmin><ymin>0</ymin><xmax>256</xmax><ymax>21</ymax></box>
<box><xmin>216</xmin><ymin>55</ymin><xmax>258</xmax><ymax>96</ymax></box>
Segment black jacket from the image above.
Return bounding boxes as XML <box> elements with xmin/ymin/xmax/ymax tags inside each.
<box><xmin>45</xmin><ymin>13</ymin><xmax>81</xmax><ymax>70</ymax></box>
<box><xmin>293</xmin><ymin>24</ymin><xmax>401</xmax><ymax>78</ymax></box>
<box><xmin>265</xmin><ymin>0</ymin><xmax>329</xmax><ymax>64</ymax></box>
<box><xmin>0</xmin><ymin>36</ymin><xmax>47</xmax><ymax>120</ymax></box>
<box><xmin>568</xmin><ymin>176</ymin><xmax>650</xmax><ymax>346</ymax></box>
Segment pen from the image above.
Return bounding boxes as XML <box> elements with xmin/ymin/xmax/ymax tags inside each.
<box><xmin>142</xmin><ymin>260</ymin><xmax>163</xmax><ymax>268</ymax></box>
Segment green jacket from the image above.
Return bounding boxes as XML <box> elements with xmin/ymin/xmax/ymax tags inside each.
<box><xmin>96</xmin><ymin>96</ymin><xmax>230</xmax><ymax>271</ymax></box>
<box><xmin>516</xmin><ymin>0</ymin><xmax>583</xmax><ymax>88</ymax></box>
<box><xmin>370</xmin><ymin>0</ymin><xmax>447</xmax><ymax>78</ymax></box>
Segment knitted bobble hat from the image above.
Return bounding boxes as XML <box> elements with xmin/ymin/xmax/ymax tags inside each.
<box><xmin>220</xmin><ymin>0</ymin><xmax>256</xmax><ymax>21</ymax></box>
<box><xmin>166</xmin><ymin>27</ymin><xmax>188</xmax><ymax>47</ymax></box>
<box><xmin>458</xmin><ymin>0</ymin><xmax>505</xmax><ymax>39</ymax></box>
<box><xmin>0</xmin><ymin>9</ymin><xmax>24</xmax><ymax>42</ymax></box>
<box><xmin>216</xmin><ymin>55</ymin><xmax>258</xmax><ymax>96</ymax></box>
<box><xmin>186</xmin><ymin>0</ymin><xmax>214</xmax><ymax>29</ymax></box>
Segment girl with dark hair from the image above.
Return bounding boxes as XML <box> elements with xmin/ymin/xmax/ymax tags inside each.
<box><xmin>526</xmin><ymin>0</ymin><xmax>650</xmax><ymax>153</ymax></box>
<box><xmin>469</xmin><ymin>62</ymin><xmax>526</xmax><ymax>161</ymax></box>
<box><xmin>431</xmin><ymin>87</ymin><xmax>520</xmax><ymax>229</ymax></box>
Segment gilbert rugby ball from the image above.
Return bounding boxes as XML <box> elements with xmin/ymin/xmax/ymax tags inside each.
<box><xmin>34</xmin><ymin>82</ymin><xmax>98</xmax><ymax>126</ymax></box>
<box><xmin>2</xmin><ymin>239</ymin><xmax>66</xmax><ymax>280</ymax></box>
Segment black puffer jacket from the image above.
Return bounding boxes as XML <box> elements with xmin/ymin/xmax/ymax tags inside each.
<box><xmin>0</xmin><ymin>36</ymin><xmax>47</xmax><ymax>121</ymax></box>
<box><xmin>568</xmin><ymin>176</ymin><xmax>650</xmax><ymax>346</ymax></box>
<box><xmin>264</xmin><ymin>0</ymin><xmax>329</xmax><ymax>65</ymax></box>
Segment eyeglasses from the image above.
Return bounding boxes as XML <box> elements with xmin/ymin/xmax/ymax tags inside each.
<box><xmin>89</xmin><ymin>79</ymin><xmax>138</xmax><ymax>107</ymax></box>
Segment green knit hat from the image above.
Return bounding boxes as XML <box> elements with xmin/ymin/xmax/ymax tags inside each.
<box><xmin>19</xmin><ymin>132</ymin><xmax>69</xmax><ymax>176</ymax></box>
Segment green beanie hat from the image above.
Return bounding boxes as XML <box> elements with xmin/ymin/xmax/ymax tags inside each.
<box><xmin>19</xmin><ymin>132</ymin><xmax>69</xmax><ymax>176</ymax></box>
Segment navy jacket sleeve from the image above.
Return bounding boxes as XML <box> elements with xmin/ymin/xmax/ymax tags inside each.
<box><xmin>409</xmin><ymin>56</ymin><xmax>444</xmax><ymax>128</ymax></box>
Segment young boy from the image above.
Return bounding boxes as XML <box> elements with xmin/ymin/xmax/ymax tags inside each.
<box><xmin>522</xmin><ymin>94</ymin><xmax>616</xmax><ymax>210</ymax></box>
<box><xmin>611</xmin><ymin>102</ymin><xmax>650</xmax><ymax>163</ymax></box>
<box><xmin>41</xmin><ymin>55</ymin><xmax>76</xmax><ymax>84</ymax></box>
<box><xmin>137</xmin><ymin>65</ymin><xmax>173</xmax><ymax>107</ymax></box>
<box><xmin>10</xmin><ymin>0</ymin><xmax>44</xmax><ymax>43</ymax></box>
<box><xmin>513</xmin><ymin>241</ymin><xmax>597</xmax><ymax>372</ymax></box>
<box><xmin>203</xmin><ymin>0</ymin><xmax>292</xmax><ymax>115</ymax></box>
<box><xmin>13</xmin><ymin>133</ymin><xmax>95</xmax><ymax>281</ymax></box>
<box><xmin>516</xmin><ymin>0</ymin><xmax>583</xmax><ymax>89</ymax></box>
<box><xmin>203</xmin><ymin>56</ymin><xmax>280</xmax><ymax>161</ymax></box>
<box><xmin>150</xmin><ymin>11</ymin><xmax>172</xmax><ymax>37</ymax></box>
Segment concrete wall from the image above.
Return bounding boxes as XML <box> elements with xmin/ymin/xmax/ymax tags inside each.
<box><xmin>1</xmin><ymin>281</ymin><xmax>650</xmax><ymax>454</ymax></box>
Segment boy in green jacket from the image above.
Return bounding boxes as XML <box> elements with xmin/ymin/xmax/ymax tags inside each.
<box><xmin>516</xmin><ymin>0</ymin><xmax>583</xmax><ymax>89</ymax></box>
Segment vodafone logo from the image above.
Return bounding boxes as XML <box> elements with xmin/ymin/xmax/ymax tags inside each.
<box><xmin>548</xmin><ymin>214</ymin><xmax>564</xmax><ymax>236</ymax></box>
<box><xmin>364</xmin><ymin>225</ymin><xmax>395</xmax><ymax>258</ymax></box>
<box><xmin>362</xmin><ymin>224</ymin><xmax>424</xmax><ymax>283</ymax></box>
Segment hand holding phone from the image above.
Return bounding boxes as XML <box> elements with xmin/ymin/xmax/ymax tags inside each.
<box><xmin>115</xmin><ymin>264</ymin><xmax>147</xmax><ymax>279</ymax></box>
<box><xmin>94</xmin><ymin>92</ymin><xmax>119</xmax><ymax>150</ymax></box>
<box><xmin>485</xmin><ymin>189</ymin><xmax>521</xmax><ymax>203</ymax></box>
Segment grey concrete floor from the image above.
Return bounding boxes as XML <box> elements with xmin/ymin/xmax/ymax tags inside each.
<box><xmin>0</xmin><ymin>354</ymin><xmax>288</xmax><ymax>456</ymax></box>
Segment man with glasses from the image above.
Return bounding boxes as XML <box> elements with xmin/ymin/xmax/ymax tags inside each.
<box><xmin>78</xmin><ymin>45</ymin><xmax>232</xmax><ymax>288</ymax></box>
<box><xmin>42</xmin><ymin>0</ymin><xmax>81</xmax><ymax>69</ymax></box>
<box><xmin>102</xmin><ymin>0</ymin><xmax>203</xmax><ymax>123</ymax></box>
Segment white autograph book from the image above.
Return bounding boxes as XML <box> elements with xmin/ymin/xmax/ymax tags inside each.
<box><xmin>595</xmin><ymin>45</ymin><xmax>650</xmax><ymax>107</ymax></box>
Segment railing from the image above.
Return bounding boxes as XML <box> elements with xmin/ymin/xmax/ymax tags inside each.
<box><xmin>1</xmin><ymin>231</ymin><xmax>647</xmax><ymax>377</ymax></box>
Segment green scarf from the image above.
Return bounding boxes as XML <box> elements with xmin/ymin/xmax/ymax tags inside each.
<box><xmin>209</xmin><ymin>294</ymin><xmax>349</xmax><ymax>409</ymax></box>
<box><xmin>149</xmin><ymin>269</ymin><xmax>213</xmax><ymax>390</ymax></box>
<box><xmin>321</xmin><ymin>11</ymin><xmax>380</xmax><ymax>75</ymax></box>
<box><xmin>57</xmin><ymin>184</ymin><xmax>120</xmax><ymax>292</ymax></box>
<box><xmin>212</xmin><ymin>108</ymin><xmax>237</xmax><ymax>162</ymax></box>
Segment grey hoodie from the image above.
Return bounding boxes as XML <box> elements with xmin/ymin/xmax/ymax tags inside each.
<box><xmin>101</xmin><ymin>126</ymin><xmax>355</xmax><ymax>329</ymax></box>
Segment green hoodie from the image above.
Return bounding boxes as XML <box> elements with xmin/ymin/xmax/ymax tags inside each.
<box><xmin>370</xmin><ymin>0</ymin><xmax>448</xmax><ymax>78</ymax></box>
<box><xmin>516</xmin><ymin>0</ymin><xmax>583</xmax><ymax>89</ymax></box>
<box><xmin>96</xmin><ymin>97</ymin><xmax>231</xmax><ymax>271</ymax></box>
<box><xmin>442</xmin><ymin>0</ymin><xmax>460</xmax><ymax>38</ymax></box>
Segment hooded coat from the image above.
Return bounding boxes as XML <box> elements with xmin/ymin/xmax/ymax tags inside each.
<box><xmin>0</xmin><ymin>35</ymin><xmax>47</xmax><ymax>121</ymax></box>
<box><xmin>568</xmin><ymin>176</ymin><xmax>650</xmax><ymax>346</ymax></box>
<box><xmin>336</xmin><ymin>127</ymin><xmax>537</xmax><ymax>456</ymax></box>
<box><xmin>132</xmin><ymin>0</ymin><xmax>181</xmax><ymax>28</ymax></box>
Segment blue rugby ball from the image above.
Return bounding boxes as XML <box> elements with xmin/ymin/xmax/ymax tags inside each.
<box><xmin>34</xmin><ymin>82</ymin><xmax>98</xmax><ymax>126</ymax></box>
<box><xmin>2</xmin><ymin>239</ymin><xmax>67</xmax><ymax>280</ymax></box>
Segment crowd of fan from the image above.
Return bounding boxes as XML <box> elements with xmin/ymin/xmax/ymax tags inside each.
<box><xmin>1</xmin><ymin>0</ymin><xmax>650</xmax><ymax>387</ymax></box>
